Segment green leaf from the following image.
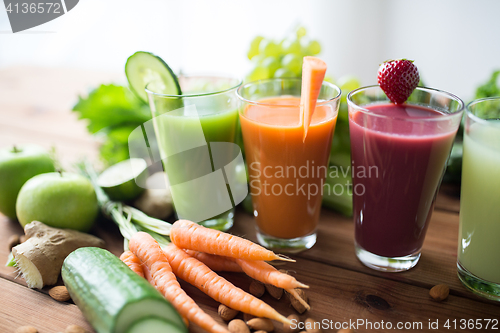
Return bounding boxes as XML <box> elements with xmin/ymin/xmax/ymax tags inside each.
<box><xmin>73</xmin><ymin>84</ymin><xmax>151</xmax><ymax>134</ymax></box>
<box><xmin>475</xmin><ymin>70</ymin><xmax>500</xmax><ymax>99</ymax></box>
<box><xmin>98</xmin><ymin>125</ymin><xmax>138</xmax><ymax>166</ymax></box>
<box><xmin>72</xmin><ymin>84</ymin><xmax>152</xmax><ymax>165</ymax></box>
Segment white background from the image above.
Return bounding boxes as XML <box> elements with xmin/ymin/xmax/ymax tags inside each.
<box><xmin>0</xmin><ymin>0</ymin><xmax>499</xmax><ymax>101</ymax></box>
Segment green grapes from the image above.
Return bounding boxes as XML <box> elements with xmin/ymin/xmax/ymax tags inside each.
<box><xmin>262</xmin><ymin>56</ymin><xmax>280</xmax><ymax>77</ymax></box>
<box><xmin>274</xmin><ymin>68</ymin><xmax>295</xmax><ymax>78</ymax></box>
<box><xmin>259</xmin><ymin>40</ymin><xmax>281</xmax><ymax>57</ymax></box>
<box><xmin>247</xmin><ymin>66</ymin><xmax>269</xmax><ymax>82</ymax></box>
<box><xmin>245</xmin><ymin>25</ymin><xmax>326</xmax><ymax>82</ymax></box>
<box><xmin>281</xmin><ymin>39</ymin><xmax>302</xmax><ymax>55</ymax></box>
<box><xmin>251</xmin><ymin>54</ymin><xmax>266</xmax><ymax>66</ymax></box>
<box><xmin>281</xmin><ymin>54</ymin><xmax>302</xmax><ymax>76</ymax></box>
<box><xmin>247</xmin><ymin>36</ymin><xmax>264</xmax><ymax>60</ymax></box>
<box><xmin>307</xmin><ymin>40</ymin><xmax>321</xmax><ymax>55</ymax></box>
<box><xmin>296</xmin><ymin>26</ymin><xmax>307</xmax><ymax>39</ymax></box>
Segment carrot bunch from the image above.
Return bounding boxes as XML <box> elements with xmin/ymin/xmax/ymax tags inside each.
<box><xmin>122</xmin><ymin>220</ymin><xmax>310</xmax><ymax>333</ymax></box>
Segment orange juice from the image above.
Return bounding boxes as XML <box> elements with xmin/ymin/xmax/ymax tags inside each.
<box><xmin>240</xmin><ymin>96</ymin><xmax>337</xmax><ymax>241</ymax></box>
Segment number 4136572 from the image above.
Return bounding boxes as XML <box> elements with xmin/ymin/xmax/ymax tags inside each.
<box><xmin>5</xmin><ymin>2</ymin><xmax>62</xmax><ymax>14</ymax></box>
<box><xmin>444</xmin><ymin>319</ymin><xmax>498</xmax><ymax>330</ymax></box>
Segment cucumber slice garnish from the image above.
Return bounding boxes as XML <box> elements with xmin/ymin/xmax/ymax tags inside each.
<box><xmin>97</xmin><ymin>158</ymin><xmax>148</xmax><ymax>201</ymax></box>
<box><xmin>125</xmin><ymin>51</ymin><xmax>182</xmax><ymax>103</ymax></box>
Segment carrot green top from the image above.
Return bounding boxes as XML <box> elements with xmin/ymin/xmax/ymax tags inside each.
<box><xmin>170</xmin><ymin>220</ymin><xmax>294</xmax><ymax>262</ymax></box>
<box><xmin>300</xmin><ymin>56</ymin><xmax>327</xmax><ymax>141</ymax></box>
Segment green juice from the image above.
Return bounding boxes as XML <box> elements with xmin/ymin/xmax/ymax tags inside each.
<box><xmin>458</xmin><ymin>122</ymin><xmax>500</xmax><ymax>284</ymax></box>
<box><xmin>152</xmin><ymin>98</ymin><xmax>239</xmax><ymax>227</ymax></box>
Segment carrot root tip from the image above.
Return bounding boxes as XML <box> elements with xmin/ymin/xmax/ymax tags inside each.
<box><xmin>276</xmin><ymin>254</ymin><xmax>296</xmax><ymax>262</ymax></box>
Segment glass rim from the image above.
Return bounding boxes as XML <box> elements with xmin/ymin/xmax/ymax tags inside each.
<box><xmin>236</xmin><ymin>77</ymin><xmax>342</xmax><ymax>107</ymax></box>
<box><xmin>145</xmin><ymin>74</ymin><xmax>243</xmax><ymax>98</ymax></box>
<box><xmin>466</xmin><ymin>96</ymin><xmax>500</xmax><ymax>124</ymax></box>
<box><xmin>347</xmin><ymin>85</ymin><xmax>465</xmax><ymax>122</ymax></box>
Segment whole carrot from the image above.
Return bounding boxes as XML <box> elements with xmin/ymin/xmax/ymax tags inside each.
<box><xmin>235</xmin><ymin>259</ymin><xmax>310</xmax><ymax>310</ymax></box>
<box><xmin>163</xmin><ymin>243</ymin><xmax>292</xmax><ymax>325</ymax></box>
<box><xmin>122</xmin><ymin>247</ymin><xmax>189</xmax><ymax>327</ymax></box>
<box><xmin>120</xmin><ymin>250</ymin><xmax>154</xmax><ymax>285</ymax></box>
<box><xmin>129</xmin><ymin>232</ymin><xmax>229</xmax><ymax>333</ymax></box>
<box><xmin>184</xmin><ymin>249</ymin><xmax>243</xmax><ymax>273</ymax></box>
<box><xmin>235</xmin><ymin>259</ymin><xmax>308</xmax><ymax>290</ymax></box>
<box><xmin>171</xmin><ymin>220</ymin><xmax>294</xmax><ymax>262</ymax></box>
<box><xmin>119</xmin><ymin>251</ymin><xmax>144</xmax><ymax>278</ymax></box>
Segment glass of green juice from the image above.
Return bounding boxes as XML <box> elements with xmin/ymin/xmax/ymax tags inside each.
<box><xmin>146</xmin><ymin>75</ymin><xmax>245</xmax><ymax>231</ymax></box>
<box><xmin>458</xmin><ymin>97</ymin><xmax>500</xmax><ymax>301</ymax></box>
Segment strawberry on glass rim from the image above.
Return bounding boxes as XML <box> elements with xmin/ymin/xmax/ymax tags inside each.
<box><xmin>377</xmin><ymin>59</ymin><xmax>420</xmax><ymax>105</ymax></box>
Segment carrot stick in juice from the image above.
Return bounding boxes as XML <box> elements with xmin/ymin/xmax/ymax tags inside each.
<box><xmin>300</xmin><ymin>56</ymin><xmax>327</xmax><ymax>141</ymax></box>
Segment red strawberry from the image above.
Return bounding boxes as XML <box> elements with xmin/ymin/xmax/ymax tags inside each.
<box><xmin>377</xmin><ymin>59</ymin><xmax>420</xmax><ymax>105</ymax></box>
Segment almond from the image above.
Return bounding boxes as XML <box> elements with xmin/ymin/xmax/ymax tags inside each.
<box><xmin>49</xmin><ymin>286</ymin><xmax>71</xmax><ymax>302</ymax></box>
<box><xmin>218</xmin><ymin>304</ymin><xmax>239</xmax><ymax>321</ymax></box>
<box><xmin>228</xmin><ymin>319</ymin><xmax>250</xmax><ymax>333</ymax></box>
<box><xmin>290</xmin><ymin>288</ymin><xmax>309</xmax><ymax>314</ymax></box>
<box><xmin>15</xmin><ymin>327</ymin><xmax>38</xmax><ymax>333</ymax></box>
<box><xmin>247</xmin><ymin>318</ymin><xmax>274</xmax><ymax>332</ymax></box>
<box><xmin>65</xmin><ymin>325</ymin><xmax>87</xmax><ymax>333</ymax></box>
<box><xmin>8</xmin><ymin>234</ymin><xmax>20</xmax><ymax>250</ymax></box>
<box><xmin>429</xmin><ymin>284</ymin><xmax>449</xmax><ymax>301</ymax></box>
<box><xmin>249</xmin><ymin>280</ymin><xmax>265</xmax><ymax>297</ymax></box>
<box><xmin>283</xmin><ymin>314</ymin><xmax>300</xmax><ymax>333</ymax></box>
<box><xmin>265</xmin><ymin>283</ymin><xmax>283</xmax><ymax>300</ymax></box>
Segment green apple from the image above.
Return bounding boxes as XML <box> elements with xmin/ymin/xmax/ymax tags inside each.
<box><xmin>16</xmin><ymin>172</ymin><xmax>99</xmax><ymax>232</ymax></box>
<box><xmin>0</xmin><ymin>145</ymin><xmax>55</xmax><ymax>220</ymax></box>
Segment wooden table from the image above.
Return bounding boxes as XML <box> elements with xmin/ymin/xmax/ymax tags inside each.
<box><xmin>0</xmin><ymin>67</ymin><xmax>498</xmax><ymax>333</ymax></box>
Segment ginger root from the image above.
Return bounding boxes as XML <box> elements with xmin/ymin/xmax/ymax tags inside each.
<box><xmin>11</xmin><ymin>221</ymin><xmax>105</xmax><ymax>289</ymax></box>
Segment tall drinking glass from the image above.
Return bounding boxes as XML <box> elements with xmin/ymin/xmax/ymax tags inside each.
<box><xmin>458</xmin><ymin>97</ymin><xmax>500</xmax><ymax>301</ymax></box>
<box><xmin>237</xmin><ymin>78</ymin><xmax>341</xmax><ymax>252</ymax></box>
<box><xmin>146</xmin><ymin>75</ymin><xmax>243</xmax><ymax>231</ymax></box>
<box><xmin>347</xmin><ymin>86</ymin><xmax>464</xmax><ymax>271</ymax></box>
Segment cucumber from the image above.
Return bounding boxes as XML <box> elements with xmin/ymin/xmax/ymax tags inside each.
<box><xmin>62</xmin><ymin>247</ymin><xmax>186</xmax><ymax>333</ymax></box>
<box><xmin>125</xmin><ymin>51</ymin><xmax>181</xmax><ymax>104</ymax></box>
<box><xmin>97</xmin><ymin>158</ymin><xmax>148</xmax><ymax>202</ymax></box>
<box><xmin>127</xmin><ymin>317</ymin><xmax>180</xmax><ymax>333</ymax></box>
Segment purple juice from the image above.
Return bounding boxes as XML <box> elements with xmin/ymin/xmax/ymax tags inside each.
<box><xmin>349</xmin><ymin>103</ymin><xmax>457</xmax><ymax>257</ymax></box>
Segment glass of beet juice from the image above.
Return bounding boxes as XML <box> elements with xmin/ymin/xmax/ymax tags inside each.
<box><xmin>347</xmin><ymin>86</ymin><xmax>464</xmax><ymax>272</ymax></box>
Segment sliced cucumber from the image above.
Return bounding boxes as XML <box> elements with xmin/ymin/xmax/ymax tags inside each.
<box><xmin>125</xmin><ymin>51</ymin><xmax>182</xmax><ymax>103</ymax></box>
<box><xmin>127</xmin><ymin>317</ymin><xmax>184</xmax><ymax>333</ymax></box>
<box><xmin>62</xmin><ymin>247</ymin><xmax>187</xmax><ymax>333</ymax></box>
<box><xmin>97</xmin><ymin>158</ymin><xmax>148</xmax><ymax>202</ymax></box>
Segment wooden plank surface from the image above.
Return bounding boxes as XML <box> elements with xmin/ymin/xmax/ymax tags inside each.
<box><xmin>0</xmin><ymin>66</ymin><xmax>498</xmax><ymax>333</ymax></box>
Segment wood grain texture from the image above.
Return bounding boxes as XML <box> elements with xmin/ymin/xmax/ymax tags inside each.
<box><xmin>0</xmin><ymin>278</ymin><xmax>93</xmax><ymax>333</ymax></box>
<box><xmin>0</xmin><ymin>66</ymin><xmax>498</xmax><ymax>333</ymax></box>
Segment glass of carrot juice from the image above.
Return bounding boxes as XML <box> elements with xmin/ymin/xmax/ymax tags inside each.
<box><xmin>237</xmin><ymin>78</ymin><xmax>341</xmax><ymax>252</ymax></box>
